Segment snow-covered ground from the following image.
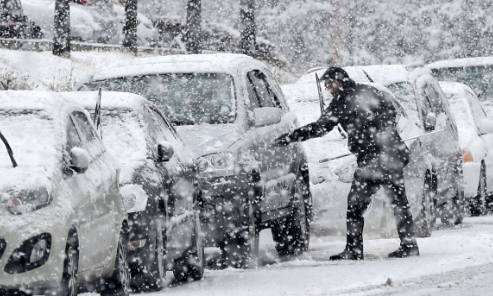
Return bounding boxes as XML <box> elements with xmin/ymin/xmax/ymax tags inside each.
<box><xmin>77</xmin><ymin>215</ymin><xmax>493</xmax><ymax>296</ymax></box>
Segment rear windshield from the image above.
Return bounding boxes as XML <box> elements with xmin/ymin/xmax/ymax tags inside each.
<box><xmin>80</xmin><ymin>73</ymin><xmax>237</xmax><ymax>126</ymax></box>
<box><xmin>432</xmin><ymin>66</ymin><xmax>493</xmax><ymax>102</ymax></box>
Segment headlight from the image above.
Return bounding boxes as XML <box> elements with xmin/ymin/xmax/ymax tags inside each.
<box><xmin>211</xmin><ymin>153</ymin><xmax>233</xmax><ymax>169</ymax></box>
<box><xmin>197</xmin><ymin>152</ymin><xmax>235</xmax><ymax>177</ymax></box>
<box><xmin>120</xmin><ymin>184</ymin><xmax>148</xmax><ymax>213</ymax></box>
<box><xmin>197</xmin><ymin>157</ymin><xmax>210</xmax><ymax>172</ymax></box>
<box><xmin>0</xmin><ymin>188</ymin><xmax>52</xmax><ymax>215</ymax></box>
<box><xmin>4</xmin><ymin>233</ymin><xmax>51</xmax><ymax>274</ymax></box>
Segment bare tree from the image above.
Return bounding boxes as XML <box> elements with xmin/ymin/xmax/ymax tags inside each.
<box><xmin>185</xmin><ymin>0</ymin><xmax>202</xmax><ymax>54</ymax></box>
<box><xmin>123</xmin><ymin>0</ymin><xmax>138</xmax><ymax>53</ymax></box>
<box><xmin>239</xmin><ymin>0</ymin><xmax>256</xmax><ymax>56</ymax></box>
<box><xmin>53</xmin><ymin>0</ymin><xmax>70</xmax><ymax>57</ymax></box>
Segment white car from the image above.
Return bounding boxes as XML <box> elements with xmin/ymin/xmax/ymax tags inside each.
<box><xmin>282</xmin><ymin>77</ymin><xmax>434</xmax><ymax>237</ymax></box>
<box><xmin>439</xmin><ymin>81</ymin><xmax>493</xmax><ymax>215</ymax></box>
<box><xmin>0</xmin><ymin>92</ymin><xmax>129</xmax><ymax>296</ymax></box>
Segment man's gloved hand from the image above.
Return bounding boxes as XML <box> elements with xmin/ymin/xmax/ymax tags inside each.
<box><xmin>273</xmin><ymin>133</ymin><xmax>292</xmax><ymax>147</ymax></box>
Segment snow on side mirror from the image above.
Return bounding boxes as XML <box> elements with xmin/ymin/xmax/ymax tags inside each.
<box><xmin>157</xmin><ymin>141</ymin><xmax>174</xmax><ymax>162</ymax></box>
<box><xmin>70</xmin><ymin>147</ymin><xmax>90</xmax><ymax>173</ymax></box>
<box><xmin>425</xmin><ymin>112</ymin><xmax>436</xmax><ymax>131</ymax></box>
<box><xmin>254</xmin><ymin>107</ymin><xmax>282</xmax><ymax>127</ymax></box>
<box><xmin>478</xmin><ymin>118</ymin><xmax>493</xmax><ymax>135</ymax></box>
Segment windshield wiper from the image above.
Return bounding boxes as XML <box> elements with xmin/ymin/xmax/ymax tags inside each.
<box><xmin>0</xmin><ymin>130</ymin><xmax>17</xmax><ymax>167</ymax></box>
<box><xmin>172</xmin><ymin>119</ymin><xmax>195</xmax><ymax>126</ymax></box>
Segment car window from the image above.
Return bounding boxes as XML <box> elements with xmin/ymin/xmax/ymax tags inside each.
<box><xmin>424</xmin><ymin>84</ymin><xmax>445</xmax><ymax>115</ymax></box>
<box><xmin>386</xmin><ymin>82</ymin><xmax>419</xmax><ymax>123</ymax></box>
<box><xmin>146</xmin><ymin>106</ymin><xmax>176</xmax><ymax>142</ymax></box>
<box><xmin>466</xmin><ymin>90</ymin><xmax>487</xmax><ymax>127</ymax></box>
<box><xmin>71</xmin><ymin>111</ymin><xmax>96</xmax><ymax>142</ymax></box>
<box><xmin>65</xmin><ymin>117</ymin><xmax>83</xmax><ymax>168</ymax></box>
<box><xmin>247</xmin><ymin>70</ymin><xmax>281</xmax><ymax>109</ymax></box>
<box><xmin>245</xmin><ymin>77</ymin><xmax>261</xmax><ymax>111</ymax></box>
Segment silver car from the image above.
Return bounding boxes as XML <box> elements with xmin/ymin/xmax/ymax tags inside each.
<box><xmin>0</xmin><ymin>92</ymin><xmax>129</xmax><ymax>296</ymax></box>
<box><xmin>78</xmin><ymin>53</ymin><xmax>312</xmax><ymax>268</ymax></box>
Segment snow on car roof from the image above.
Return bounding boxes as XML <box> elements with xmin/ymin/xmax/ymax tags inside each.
<box><xmin>427</xmin><ymin>56</ymin><xmax>493</xmax><ymax>69</ymax></box>
<box><xmin>89</xmin><ymin>53</ymin><xmax>266</xmax><ymax>81</ymax></box>
<box><xmin>349</xmin><ymin>65</ymin><xmax>409</xmax><ymax>85</ymax></box>
<box><xmin>295</xmin><ymin>66</ymin><xmax>371</xmax><ymax>85</ymax></box>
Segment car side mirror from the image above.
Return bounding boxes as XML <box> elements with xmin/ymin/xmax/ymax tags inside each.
<box><xmin>254</xmin><ymin>107</ymin><xmax>282</xmax><ymax>127</ymax></box>
<box><xmin>157</xmin><ymin>141</ymin><xmax>174</xmax><ymax>162</ymax></box>
<box><xmin>70</xmin><ymin>147</ymin><xmax>90</xmax><ymax>173</ymax></box>
<box><xmin>478</xmin><ymin>118</ymin><xmax>493</xmax><ymax>135</ymax></box>
<box><xmin>424</xmin><ymin>112</ymin><xmax>436</xmax><ymax>131</ymax></box>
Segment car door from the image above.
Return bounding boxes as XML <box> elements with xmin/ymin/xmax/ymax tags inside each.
<box><xmin>415</xmin><ymin>76</ymin><xmax>461</xmax><ymax>203</ymax></box>
<box><xmin>63</xmin><ymin>113</ymin><xmax>105</xmax><ymax>271</ymax></box>
<box><xmin>147</xmin><ymin>106</ymin><xmax>197</xmax><ymax>253</ymax></box>
<box><xmin>466</xmin><ymin>90</ymin><xmax>493</xmax><ymax>192</ymax></box>
<box><xmin>71</xmin><ymin>110</ymin><xmax>117</xmax><ymax>267</ymax></box>
<box><xmin>246</xmin><ymin>69</ymin><xmax>298</xmax><ymax>211</ymax></box>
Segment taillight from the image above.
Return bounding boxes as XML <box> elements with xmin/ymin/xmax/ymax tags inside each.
<box><xmin>462</xmin><ymin>148</ymin><xmax>473</xmax><ymax>163</ymax></box>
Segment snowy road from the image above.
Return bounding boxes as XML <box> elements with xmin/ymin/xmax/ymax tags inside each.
<box><xmin>80</xmin><ymin>215</ymin><xmax>493</xmax><ymax>296</ymax></box>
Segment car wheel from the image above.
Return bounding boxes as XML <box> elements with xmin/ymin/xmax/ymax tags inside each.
<box><xmin>414</xmin><ymin>174</ymin><xmax>436</xmax><ymax>237</ymax></box>
<box><xmin>469</xmin><ymin>166</ymin><xmax>487</xmax><ymax>216</ymax></box>
<box><xmin>221</xmin><ymin>200</ymin><xmax>260</xmax><ymax>269</ymax></box>
<box><xmin>173</xmin><ymin>212</ymin><xmax>205</xmax><ymax>281</ymax></box>
<box><xmin>272</xmin><ymin>176</ymin><xmax>310</xmax><ymax>256</ymax></box>
<box><xmin>132</xmin><ymin>221</ymin><xmax>166</xmax><ymax>292</ymax></box>
<box><xmin>100</xmin><ymin>229</ymin><xmax>130</xmax><ymax>296</ymax></box>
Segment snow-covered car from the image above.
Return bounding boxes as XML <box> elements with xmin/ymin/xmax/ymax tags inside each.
<box><xmin>74</xmin><ymin>92</ymin><xmax>204</xmax><ymax>290</ymax></box>
<box><xmin>342</xmin><ymin>65</ymin><xmax>464</xmax><ymax>226</ymax></box>
<box><xmin>78</xmin><ymin>53</ymin><xmax>312</xmax><ymax>268</ymax></box>
<box><xmin>0</xmin><ymin>0</ymin><xmax>42</xmax><ymax>40</ymax></box>
<box><xmin>427</xmin><ymin>57</ymin><xmax>493</xmax><ymax>115</ymax></box>
<box><xmin>438</xmin><ymin>81</ymin><xmax>493</xmax><ymax>215</ymax></box>
<box><xmin>282</xmin><ymin>78</ymin><xmax>434</xmax><ymax>237</ymax></box>
<box><xmin>0</xmin><ymin>92</ymin><xmax>129</xmax><ymax>296</ymax></box>
<box><xmin>23</xmin><ymin>0</ymin><xmax>158</xmax><ymax>45</ymax></box>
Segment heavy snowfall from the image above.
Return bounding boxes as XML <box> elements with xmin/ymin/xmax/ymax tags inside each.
<box><xmin>0</xmin><ymin>0</ymin><xmax>493</xmax><ymax>296</ymax></box>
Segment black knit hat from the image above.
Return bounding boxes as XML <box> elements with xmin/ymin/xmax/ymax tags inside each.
<box><xmin>319</xmin><ymin>67</ymin><xmax>349</xmax><ymax>82</ymax></box>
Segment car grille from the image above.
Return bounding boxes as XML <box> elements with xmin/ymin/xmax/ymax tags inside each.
<box><xmin>0</xmin><ymin>237</ymin><xmax>5</xmax><ymax>260</ymax></box>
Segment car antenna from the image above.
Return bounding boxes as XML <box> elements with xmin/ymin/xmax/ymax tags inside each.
<box><xmin>0</xmin><ymin>130</ymin><xmax>18</xmax><ymax>167</ymax></box>
<box><xmin>93</xmin><ymin>88</ymin><xmax>102</xmax><ymax>138</ymax></box>
<box><xmin>362</xmin><ymin>70</ymin><xmax>374</xmax><ymax>82</ymax></box>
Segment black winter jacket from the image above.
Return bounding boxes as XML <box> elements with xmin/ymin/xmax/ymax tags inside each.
<box><xmin>287</xmin><ymin>79</ymin><xmax>410</xmax><ymax>170</ymax></box>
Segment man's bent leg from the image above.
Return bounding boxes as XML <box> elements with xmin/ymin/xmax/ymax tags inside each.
<box><xmin>330</xmin><ymin>177</ymin><xmax>377</xmax><ymax>260</ymax></box>
<box><xmin>386</xmin><ymin>178</ymin><xmax>419</xmax><ymax>258</ymax></box>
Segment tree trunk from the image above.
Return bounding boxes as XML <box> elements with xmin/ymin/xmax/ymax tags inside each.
<box><xmin>185</xmin><ymin>0</ymin><xmax>202</xmax><ymax>54</ymax></box>
<box><xmin>53</xmin><ymin>0</ymin><xmax>70</xmax><ymax>58</ymax></box>
<box><xmin>123</xmin><ymin>0</ymin><xmax>138</xmax><ymax>54</ymax></box>
<box><xmin>239</xmin><ymin>0</ymin><xmax>256</xmax><ymax>56</ymax></box>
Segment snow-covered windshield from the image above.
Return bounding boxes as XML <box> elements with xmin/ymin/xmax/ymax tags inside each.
<box><xmin>0</xmin><ymin>110</ymin><xmax>56</xmax><ymax>168</ymax></box>
<box><xmin>99</xmin><ymin>109</ymin><xmax>147</xmax><ymax>163</ymax></box>
<box><xmin>82</xmin><ymin>73</ymin><xmax>237</xmax><ymax>126</ymax></box>
<box><xmin>432</xmin><ymin>66</ymin><xmax>493</xmax><ymax>102</ymax></box>
<box><xmin>386</xmin><ymin>82</ymin><xmax>420</xmax><ymax>122</ymax></box>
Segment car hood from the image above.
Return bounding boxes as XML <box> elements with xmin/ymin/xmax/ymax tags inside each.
<box><xmin>175</xmin><ymin>124</ymin><xmax>242</xmax><ymax>157</ymax></box>
<box><xmin>0</xmin><ymin>166</ymin><xmax>53</xmax><ymax>195</ymax></box>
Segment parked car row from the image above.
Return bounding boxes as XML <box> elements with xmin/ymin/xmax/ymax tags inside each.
<box><xmin>0</xmin><ymin>54</ymin><xmax>312</xmax><ymax>295</ymax></box>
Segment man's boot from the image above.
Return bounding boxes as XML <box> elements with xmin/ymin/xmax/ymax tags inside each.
<box><xmin>329</xmin><ymin>246</ymin><xmax>363</xmax><ymax>260</ymax></box>
<box><xmin>388</xmin><ymin>238</ymin><xmax>419</xmax><ymax>258</ymax></box>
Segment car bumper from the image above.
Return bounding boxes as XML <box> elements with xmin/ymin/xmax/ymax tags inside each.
<box><xmin>463</xmin><ymin>162</ymin><xmax>481</xmax><ymax>198</ymax></box>
<box><xmin>0</xmin><ymin>209</ymin><xmax>70</xmax><ymax>292</ymax></box>
<box><xmin>199</xmin><ymin>175</ymin><xmax>250</xmax><ymax>247</ymax></box>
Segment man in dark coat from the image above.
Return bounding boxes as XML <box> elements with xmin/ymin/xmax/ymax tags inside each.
<box><xmin>274</xmin><ymin>67</ymin><xmax>419</xmax><ymax>260</ymax></box>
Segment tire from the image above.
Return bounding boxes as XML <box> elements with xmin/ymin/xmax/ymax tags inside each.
<box><xmin>56</xmin><ymin>232</ymin><xmax>79</xmax><ymax>296</ymax></box>
<box><xmin>414</xmin><ymin>174</ymin><xmax>436</xmax><ymax>238</ymax></box>
<box><xmin>132</xmin><ymin>221</ymin><xmax>166</xmax><ymax>292</ymax></box>
<box><xmin>221</xmin><ymin>200</ymin><xmax>260</xmax><ymax>269</ymax></box>
<box><xmin>272</xmin><ymin>176</ymin><xmax>310</xmax><ymax>256</ymax></box>
<box><xmin>100</xmin><ymin>229</ymin><xmax>130</xmax><ymax>296</ymax></box>
<box><xmin>173</xmin><ymin>212</ymin><xmax>205</xmax><ymax>281</ymax></box>
<box><xmin>469</xmin><ymin>166</ymin><xmax>487</xmax><ymax>216</ymax></box>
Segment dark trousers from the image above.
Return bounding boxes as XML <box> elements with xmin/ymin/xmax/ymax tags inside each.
<box><xmin>345</xmin><ymin>168</ymin><xmax>416</xmax><ymax>256</ymax></box>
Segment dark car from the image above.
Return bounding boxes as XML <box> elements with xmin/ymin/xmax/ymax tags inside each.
<box><xmin>0</xmin><ymin>0</ymin><xmax>42</xmax><ymax>40</ymax></box>
<box><xmin>77</xmin><ymin>53</ymin><xmax>312</xmax><ymax>269</ymax></box>
<box><xmin>75</xmin><ymin>92</ymin><xmax>204</xmax><ymax>290</ymax></box>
